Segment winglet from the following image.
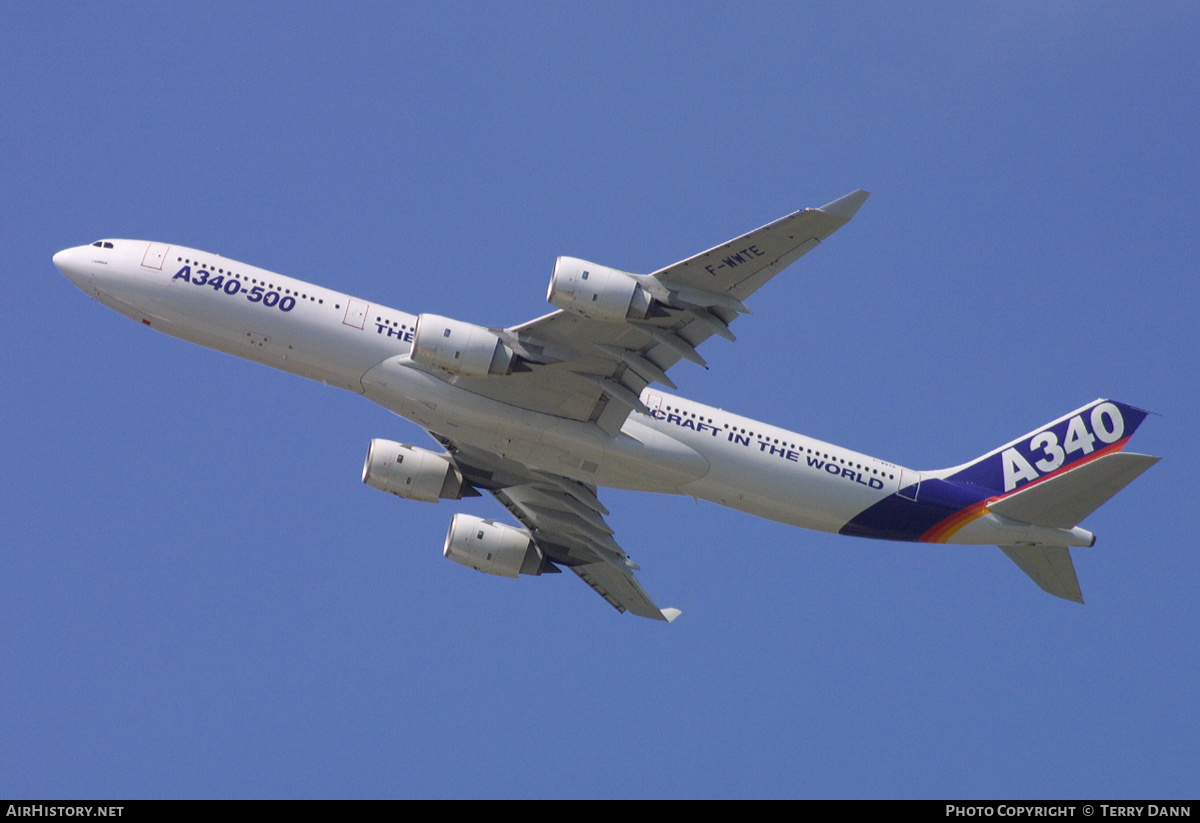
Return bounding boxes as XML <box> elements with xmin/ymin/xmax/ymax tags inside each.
<box><xmin>660</xmin><ymin>608</ymin><xmax>682</xmax><ymax>623</ymax></box>
<box><xmin>818</xmin><ymin>189</ymin><xmax>870</xmax><ymax>221</ymax></box>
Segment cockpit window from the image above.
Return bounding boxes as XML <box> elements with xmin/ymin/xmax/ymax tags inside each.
<box><xmin>91</xmin><ymin>241</ymin><xmax>114</xmax><ymax>248</ymax></box>
<box><xmin>103</xmin><ymin>242</ymin><xmax>113</xmax><ymax>248</ymax></box>
<box><xmin>92</xmin><ymin>241</ymin><xmax>102</xmax><ymax>247</ymax></box>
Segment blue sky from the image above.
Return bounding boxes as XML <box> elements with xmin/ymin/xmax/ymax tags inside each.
<box><xmin>2</xmin><ymin>3</ymin><xmax>1196</xmax><ymax>798</ymax></box>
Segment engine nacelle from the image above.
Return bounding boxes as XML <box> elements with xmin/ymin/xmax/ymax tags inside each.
<box><xmin>547</xmin><ymin>257</ymin><xmax>653</xmax><ymax>322</ymax></box>
<box><xmin>411</xmin><ymin>314</ymin><xmax>516</xmax><ymax>377</ymax></box>
<box><xmin>443</xmin><ymin>513</ymin><xmax>547</xmax><ymax>578</ymax></box>
<box><xmin>361</xmin><ymin>440</ymin><xmax>469</xmax><ymax>503</ymax></box>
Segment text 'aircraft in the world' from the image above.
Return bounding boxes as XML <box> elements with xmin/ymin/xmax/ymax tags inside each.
<box><xmin>55</xmin><ymin>191</ymin><xmax>1158</xmax><ymax>621</ymax></box>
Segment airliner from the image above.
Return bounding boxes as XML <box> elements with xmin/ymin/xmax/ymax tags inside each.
<box><xmin>54</xmin><ymin>191</ymin><xmax>1158</xmax><ymax>621</ymax></box>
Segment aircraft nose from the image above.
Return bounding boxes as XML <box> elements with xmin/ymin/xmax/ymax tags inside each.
<box><xmin>53</xmin><ymin>246</ymin><xmax>88</xmax><ymax>288</ymax></box>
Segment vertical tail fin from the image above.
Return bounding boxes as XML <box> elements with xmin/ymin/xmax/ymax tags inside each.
<box><xmin>943</xmin><ymin>399</ymin><xmax>1151</xmax><ymax>496</ymax></box>
<box><xmin>943</xmin><ymin>399</ymin><xmax>1157</xmax><ymax>603</ymax></box>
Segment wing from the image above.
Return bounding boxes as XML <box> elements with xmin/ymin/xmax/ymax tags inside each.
<box><xmin>646</xmin><ymin>188</ymin><xmax>871</xmax><ymax>299</ymax></box>
<box><xmin>439</xmin><ymin>436</ymin><xmax>680</xmax><ymax>621</ymax></box>
<box><xmin>423</xmin><ymin>191</ymin><xmax>869</xmax><ymax>436</ymax></box>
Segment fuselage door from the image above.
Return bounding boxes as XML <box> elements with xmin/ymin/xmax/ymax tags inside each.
<box><xmin>343</xmin><ymin>298</ymin><xmax>369</xmax><ymax>329</ymax></box>
<box><xmin>897</xmin><ymin>468</ymin><xmax>922</xmax><ymax>501</ymax></box>
<box><xmin>141</xmin><ymin>243</ymin><xmax>171</xmax><ymax>270</ymax></box>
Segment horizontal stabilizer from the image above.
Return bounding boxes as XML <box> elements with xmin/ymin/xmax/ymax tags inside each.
<box><xmin>987</xmin><ymin>452</ymin><xmax>1160</xmax><ymax>529</ymax></box>
<box><xmin>999</xmin><ymin>546</ymin><xmax>1084</xmax><ymax>603</ymax></box>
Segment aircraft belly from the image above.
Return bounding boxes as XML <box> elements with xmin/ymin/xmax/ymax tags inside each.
<box><xmin>603</xmin><ymin>417</ymin><xmax>710</xmax><ymax>491</ymax></box>
<box><xmin>360</xmin><ymin>358</ymin><xmax>706</xmax><ymax>493</ymax></box>
<box><xmin>945</xmin><ymin>513</ymin><xmax>1094</xmax><ymax>547</ymax></box>
<box><xmin>681</xmin><ymin>443</ymin><xmax>888</xmax><ymax>533</ymax></box>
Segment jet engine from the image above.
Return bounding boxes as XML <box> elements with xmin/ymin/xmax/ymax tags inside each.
<box><xmin>546</xmin><ymin>257</ymin><xmax>654</xmax><ymax>322</ymax></box>
<box><xmin>443</xmin><ymin>513</ymin><xmax>551</xmax><ymax>578</ymax></box>
<box><xmin>361</xmin><ymin>440</ymin><xmax>471</xmax><ymax>502</ymax></box>
<box><xmin>410</xmin><ymin>314</ymin><xmax>517</xmax><ymax>377</ymax></box>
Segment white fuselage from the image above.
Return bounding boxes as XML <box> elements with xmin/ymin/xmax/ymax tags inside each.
<box><xmin>53</xmin><ymin>240</ymin><xmax>1091</xmax><ymax>549</ymax></box>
